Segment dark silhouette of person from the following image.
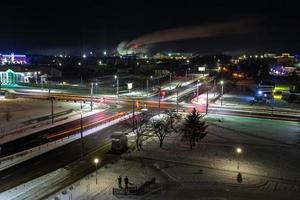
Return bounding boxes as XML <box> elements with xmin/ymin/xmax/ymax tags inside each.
<box><xmin>124</xmin><ymin>176</ymin><xmax>129</xmax><ymax>189</ymax></box>
<box><xmin>118</xmin><ymin>176</ymin><xmax>122</xmax><ymax>188</ymax></box>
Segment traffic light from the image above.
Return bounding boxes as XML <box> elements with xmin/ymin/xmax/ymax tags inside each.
<box><xmin>135</xmin><ymin>101</ymin><xmax>140</xmax><ymax>109</ymax></box>
<box><xmin>160</xmin><ymin>91</ymin><xmax>166</xmax><ymax>97</ymax></box>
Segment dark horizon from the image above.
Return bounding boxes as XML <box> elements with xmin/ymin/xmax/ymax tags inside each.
<box><xmin>1</xmin><ymin>0</ymin><xmax>299</xmax><ymax>55</ymax></box>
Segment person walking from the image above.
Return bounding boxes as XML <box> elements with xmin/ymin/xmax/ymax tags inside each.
<box><xmin>124</xmin><ymin>176</ymin><xmax>129</xmax><ymax>189</ymax></box>
<box><xmin>118</xmin><ymin>176</ymin><xmax>122</xmax><ymax>188</ymax></box>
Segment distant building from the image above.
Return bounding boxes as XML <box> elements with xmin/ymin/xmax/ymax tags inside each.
<box><xmin>275</xmin><ymin>53</ymin><xmax>296</xmax><ymax>65</ymax></box>
<box><xmin>0</xmin><ymin>53</ymin><xmax>28</xmax><ymax>65</ymax></box>
<box><xmin>153</xmin><ymin>52</ymin><xmax>192</xmax><ymax>60</ymax></box>
<box><xmin>0</xmin><ymin>66</ymin><xmax>61</xmax><ymax>85</ymax></box>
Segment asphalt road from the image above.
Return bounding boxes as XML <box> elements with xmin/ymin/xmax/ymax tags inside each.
<box><xmin>0</xmin><ymin>104</ymin><xmax>130</xmax><ymax>157</ymax></box>
<box><xmin>0</xmin><ymin>121</ymin><xmax>128</xmax><ymax>193</ymax></box>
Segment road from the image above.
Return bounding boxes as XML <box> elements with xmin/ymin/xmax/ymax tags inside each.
<box><xmin>0</xmin><ymin>104</ymin><xmax>130</xmax><ymax>157</ymax></box>
<box><xmin>0</xmin><ymin>121</ymin><xmax>128</xmax><ymax>193</ymax></box>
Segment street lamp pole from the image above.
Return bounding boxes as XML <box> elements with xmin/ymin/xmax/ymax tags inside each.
<box><xmin>80</xmin><ymin>101</ymin><xmax>84</xmax><ymax>160</ymax></box>
<box><xmin>90</xmin><ymin>82</ymin><xmax>94</xmax><ymax>112</ymax></box>
<box><xmin>169</xmin><ymin>73</ymin><xmax>172</xmax><ymax>90</ymax></box>
<box><xmin>132</xmin><ymin>101</ymin><xmax>135</xmax><ymax>132</ymax></box>
<box><xmin>176</xmin><ymin>84</ymin><xmax>180</xmax><ymax>113</ymax></box>
<box><xmin>94</xmin><ymin>158</ymin><xmax>99</xmax><ymax>184</ymax></box>
<box><xmin>220</xmin><ymin>80</ymin><xmax>224</xmax><ymax>107</ymax></box>
<box><xmin>206</xmin><ymin>88</ymin><xmax>209</xmax><ymax>114</ymax></box>
<box><xmin>196</xmin><ymin>80</ymin><xmax>200</xmax><ymax>102</ymax></box>
<box><xmin>158</xmin><ymin>87</ymin><xmax>161</xmax><ymax>116</ymax></box>
<box><xmin>236</xmin><ymin>147</ymin><xmax>242</xmax><ymax>170</ymax></box>
<box><xmin>114</xmin><ymin>75</ymin><xmax>119</xmax><ymax>97</ymax></box>
<box><xmin>51</xmin><ymin>97</ymin><xmax>54</xmax><ymax>124</ymax></box>
<box><xmin>146</xmin><ymin>79</ymin><xmax>149</xmax><ymax>97</ymax></box>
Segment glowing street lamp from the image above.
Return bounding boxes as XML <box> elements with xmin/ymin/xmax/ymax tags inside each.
<box><xmin>103</xmin><ymin>51</ymin><xmax>107</xmax><ymax>56</ymax></box>
<box><xmin>114</xmin><ymin>75</ymin><xmax>119</xmax><ymax>97</ymax></box>
<box><xmin>236</xmin><ymin>147</ymin><xmax>242</xmax><ymax>170</ymax></box>
<box><xmin>94</xmin><ymin>158</ymin><xmax>99</xmax><ymax>184</ymax></box>
<box><xmin>82</xmin><ymin>54</ymin><xmax>87</xmax><ymax>59</ymax></box>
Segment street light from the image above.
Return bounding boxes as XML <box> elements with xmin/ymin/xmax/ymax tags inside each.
<box><xmin>114</xmin><ymin>75</ymin><xmax>119</xmax><ymax>97</ymax></box>
<box><xmin>103</xmin><ymin>51</ymin><xmax>107</xmax><ymax>56</ymax></box>
<box><xmin>94</xmin><ymin>158</ymin><xmax>99</xmax><ymax>184</ymax></box>
<box><xmin>236</xmin><ymin>147</ymin><xmax>242</xmax><ymax>170</ymax></box>
<box><xmin>220</xmin><ymin>80</ymin><xmax>224</xmax><ymax>106</ymax></box>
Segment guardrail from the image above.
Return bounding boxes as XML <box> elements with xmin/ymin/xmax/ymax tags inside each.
<box><xmin>0</xmin><ymin>112</ymin><xmax>138</xmax><ymax>172</ymax></box>
<box><xmin>0</xmin><ymin>109</ymin><xmax>74</xmax><ymax>136</ymax></box>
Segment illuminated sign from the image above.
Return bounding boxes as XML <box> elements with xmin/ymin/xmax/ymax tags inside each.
<box><xmin>198</xmin><ymin>67</ymin><xmax>205</xmax><ymax>71</ymax></box>
<box><xmin>127</xmin><ymin>83</ymin><xmax>133</xmax><ymax>90</ymax></box>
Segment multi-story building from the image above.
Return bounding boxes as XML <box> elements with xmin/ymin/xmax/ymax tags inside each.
<box><xmin>0</xmin><ymin>53</ymin><xmax>28</xmax><ymax>65</ymax></box>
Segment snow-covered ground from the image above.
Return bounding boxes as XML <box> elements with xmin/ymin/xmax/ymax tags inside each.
<box><xmin>2</xmin><ymin>112</ymin><xmax>300</xmax><ymax>200</ymax></box>
<box><xmin>0</xmin><ymin>98</ymin><xmax>92</xmax><ymax>135</ymax></box>
<box><xmin>47</xmin><ymin>159</ymin><xmax>165</xmax><ymax>200</ymax></box>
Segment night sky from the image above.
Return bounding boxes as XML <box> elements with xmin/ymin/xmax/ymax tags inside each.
<box><xmin>1</xmin><ymin>0</ymin><xmax>299</xmax><ymax>55</ymax></box>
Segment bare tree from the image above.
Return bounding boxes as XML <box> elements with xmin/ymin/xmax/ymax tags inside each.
<box><xmin>150</xmin><ymin>118</ymin><xmax>171</xmax><ymax>148</ymax></box>
<box><xmin>163</xmin><ymin>109</ymin><xmax>181</xmax><ymax>132</ymax></box>
<box><xmin>134</xmin><ymin>112</ymin><xmax>151</xmax><ymax>150</ymax></box>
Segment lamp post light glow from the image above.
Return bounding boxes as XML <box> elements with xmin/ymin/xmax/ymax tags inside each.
<box><xmin>94</xmin><ymin>158</ymin><xmax>99</xmax><ymax>184</ymax></box>
<box><xmin>114</xmin><ymin>75</ymin><xmax>119</xmax><ymax>97</ymax></box>
<box><xmin>236</xmin><ymin>147</ymin><xmax>242</xmax><ymax>170</ymax></box>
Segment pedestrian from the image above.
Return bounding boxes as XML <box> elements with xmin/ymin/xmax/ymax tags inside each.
<box><xmin>118</xmin><ymin>176</ymin><xmax>122</xmax><ymax>188</ymax></box>
<box><xmin>124</xmin><ymin>176</ymin><xmax>129</xmax><ymax>189</ymax></box>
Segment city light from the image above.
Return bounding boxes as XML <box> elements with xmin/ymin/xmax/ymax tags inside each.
<box><xmin>103</xmin><ymin>51</ymin><xmax>107</xmax><ymax>56</ymax></box>
<box><xmin>98</xmin><ymin>60</ymin><xmax>102</xmax><ymax>65</ymax></box>
<box><xmin>236</xmin><ymin>147</ymin><xmax>242</xmax><ymax>154</ymax></box>
<box><xmin>82</xmin><ymin>54</ymin><xmax>87</xmax><ymax>59</ymax></box>
<box><xmin>258</xmin><ymin>90</ymin><xmax>263</xmax><ymax>95</ymax></box>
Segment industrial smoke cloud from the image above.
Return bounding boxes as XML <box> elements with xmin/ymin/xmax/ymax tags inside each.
<box><xmin>117</xmin><ymin>19</ymin><xmax>256</xmax><ymax>55</ymax></box>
